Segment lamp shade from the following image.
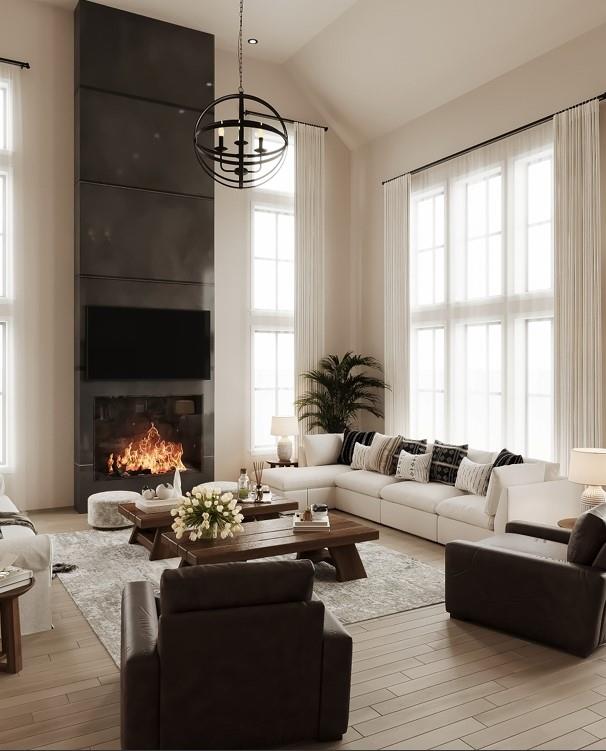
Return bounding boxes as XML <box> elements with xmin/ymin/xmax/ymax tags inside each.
<box><xmin>270</xmin><ymin>416</ymin><xmax>299</xmax><ymax>437</ymax></box>
<box><xmin>569</xmin><ymin>448</ymin><xmax>606</xmax><ymax>485</ymax></box>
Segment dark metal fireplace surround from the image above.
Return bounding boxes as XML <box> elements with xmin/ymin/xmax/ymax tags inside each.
<box><xmin>74</xmin><ymin>1</ymin><xmax>215</xmax><ymax>512</ymax></box>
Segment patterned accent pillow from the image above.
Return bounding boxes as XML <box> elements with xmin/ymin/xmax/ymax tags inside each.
<box><xmin>390</xmin><ymin>438</ymin><xmax>427</xmax><ymax>475</ymax></box>
<box><xmin>395</xmin><ymin>450</ymin><xmax>432</xmax><ymax>483</ymax></box>
<box><xmin>455</xmin><ymin>457</ymin><xmax>492</xmax><ymax>495</ymax></box>
<box><xmin>493</xmin><ymin>448</ymin><xmax>524</xmax><ymax>468</ymax></box>
<box><xmin>338</xmin><ymin>428</ymin><xmax>376</xmax><ymax>465</ymax></box>
<box><xmin>365</xmin><ymin>433</ymin><xmax>403</xmax><ymax>474</ymax></box>
<box><xmin>351</xmin><ymin>442</ymin><xmax>370</xmax><ymax>470</ymax></box>
<box><xmin>429</xmin><ymin>440</ymin><xmax>469</xmax><ymax>485</ymax></box>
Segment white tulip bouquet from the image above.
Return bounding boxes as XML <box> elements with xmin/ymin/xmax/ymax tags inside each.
<box><xmin>170</xmin><ymin>487</ymin><xmax>244</xmax><ymax>541</ymax></box>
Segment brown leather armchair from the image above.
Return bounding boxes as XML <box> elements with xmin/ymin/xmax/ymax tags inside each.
<box><xmin>121</xmin><ymin>559</ymin><xmax>352</xmax><ymax>749</ymax></box>
<box><xmin>445</xmin><ymin>509</ymin><xmax>606</xmax><ymax>657</ymax></box>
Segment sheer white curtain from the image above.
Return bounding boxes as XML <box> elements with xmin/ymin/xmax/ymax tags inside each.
<box><xmin>0</xmin><ymin>64</ymin><xmax>22</xmax><ymax>475</ymax></box>
<box><xmin>554</xmin><ymin>100</ymin><xmax>602</xmax><ymax>473</ymax></box>
<box><xmin>383</xmin><ymin>174</ymin><xmax>410</xmax><ymax>434</ymax></box>
<box><xmin>408</xmin><ymin>122</ymin><xmax>555</xmax><ymax>458</ymax></box>
<box><xmin>294</xmin><ymin>122</ymin><xmax>325</xmax><ymax>437</ymax></box>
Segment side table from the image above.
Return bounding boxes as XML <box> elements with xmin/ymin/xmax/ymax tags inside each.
<box><xmin>558</xmin><ymin>517</ymin><xmax>577</xmax><ymax>530</ymax></box>
<box><xmin>267</xmin><ymin>460</ymin><xmax>299</xmax><ymax>468</ymax></box>
<box><xmin>0</xmin><ymin>578</ymin><xmax>34</xmax><ymax>673</ymax></box>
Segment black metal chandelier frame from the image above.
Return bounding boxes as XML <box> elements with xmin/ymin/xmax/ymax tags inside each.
<box><xmin>193</xmin><ymin>0</ymin><xmax>289</xmax><ymax>189</ymax></box>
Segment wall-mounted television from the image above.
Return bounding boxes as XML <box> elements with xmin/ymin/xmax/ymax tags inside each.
<box><xmin>85</xmin><ymin>306</ymin><xmax>211</xmax><ymax>380</ymax></box>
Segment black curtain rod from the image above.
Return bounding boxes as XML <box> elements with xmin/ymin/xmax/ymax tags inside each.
<box><xmin>0</xmin><ymin>57</ymin><xmax>30</xmax><ymax>70</ymax></box>
<box><xmin>382</xmin><ymin>90</ymin><xmax>606</xmax><ymax>186</ymax></box>
<box><xmin>244</xmin><ymin>109</ymin><xmax>328</xmax><ymax>132</ymax></box>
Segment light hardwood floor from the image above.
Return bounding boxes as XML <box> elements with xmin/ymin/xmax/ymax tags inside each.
<box><xmin>3</xmin><ymin>508</ymin><xmax>606</xmax><ymax>750</ymax></box>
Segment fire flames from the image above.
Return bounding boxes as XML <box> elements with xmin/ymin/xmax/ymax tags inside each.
<box><xmin>106</xmin><ymin>423</ymin><xmax>186</xmax><ymax>476</ymax></box>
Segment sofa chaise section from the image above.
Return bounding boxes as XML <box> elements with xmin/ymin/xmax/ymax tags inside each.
<box><xmin>263</xmin><ymin>464</ymin><xmax>353</xmax><ymax>508</ymax></box>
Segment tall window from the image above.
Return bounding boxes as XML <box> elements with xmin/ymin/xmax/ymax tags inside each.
<box><xmin>250</xmin><ymin>135</ymin><xmax>295</xmax><ymax>451</ymax></box>
<box><xmin>410</xmin><ymin>124</ymin><xmax>554</xmax><ymax>459</ymax></box>
<box><xmin>0</xmin><ymin>72</ymin><xmax>13</xmax><ymax>466</ymax></box>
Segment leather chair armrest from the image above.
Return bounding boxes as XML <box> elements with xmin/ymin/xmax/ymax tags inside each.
<box><xmin>505</xmin><ymin>520</ymin><xmax>571</xmax><ymax>545</ymax></box>
<box><xmin>446</xmin><ymin>540</ymin><xmax>606</xmax><ymax>656</ymax></box>
<box><xmin>318</xmin><ymin>606</ymin><xmax>352</xmax><ymax>741</ymax></box>
<box><xmin>121</xmin><ymin>582</ymin><xmax>160</xmax><ymax>750</ymax></box>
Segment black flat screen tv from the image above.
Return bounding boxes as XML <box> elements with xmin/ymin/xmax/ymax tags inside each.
<box><xmin>85</xmin><ymin>306</ymin><xmax>211</xmax><ymax>380</ymax></box>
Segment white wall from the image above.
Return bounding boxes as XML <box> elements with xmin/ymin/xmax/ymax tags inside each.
<box><xmin>352</xmin><ymin>21</ymin><xmax>606</xmax><ymax>430</ymax></box>
<box><xmin>0</xmin><ymin>0</ymin><xmax>74</xmax><ymax>510</ymax></box>
<box><xmin>214</xmin><ymin>49</ymin><xmax>352</xmax><ymax>479</ymax></box>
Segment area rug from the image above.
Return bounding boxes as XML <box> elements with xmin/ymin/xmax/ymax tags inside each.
<box><xmin>51</xmin><ymin>528</ymin><xmax>445</xmax><ymax>665</ymax></box>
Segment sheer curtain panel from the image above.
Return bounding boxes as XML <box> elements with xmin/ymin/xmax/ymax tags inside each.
<box><xmin>383</xmin><ymin>174</ymin><xmax>411</xmax><ymax>434</ymax></box>
<box><xmin>294</xmin><ymin>122</ymin><xmax>325</xmax><ymax>437</ymax></box>
<box><xmin>554</xmin><ymin>99</ymin><xmax>602</xmax><ymax>474</ymax></box>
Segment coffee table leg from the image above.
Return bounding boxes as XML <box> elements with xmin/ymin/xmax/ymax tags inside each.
<box><xmin>328</xmin><ymin>544</ymin><xmax>367</xmax><ymax>582</ymax></box>
<box><xmin>149</xmin><ymin>528</ymin><xmax>167</xmax><ymax>561</ymax></box>
<box><xmin>0</xmin><ymin>597</ymin><xmax>22</xmax><ymax>673</ymax></box>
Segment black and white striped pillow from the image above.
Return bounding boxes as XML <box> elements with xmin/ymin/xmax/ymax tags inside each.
<box><xmin>455</xmin><ymin>457</ymin><xmax>492</xmax><ymax>496</ymax></box>
<box><xmin>338</xmin><ymin>428</ymin><xmax>376</xmax><ymax>465</ymax></box>
<box><xmin>390</xmin><ymin>438</ymin><xmax>427</xmax><ymax>475</ymax></box>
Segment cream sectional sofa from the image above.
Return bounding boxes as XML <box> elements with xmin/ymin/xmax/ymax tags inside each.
<box><xmin>264</xmin><ymin>444</ymin><xmax>582</xmax><ymax>545</ymax></box>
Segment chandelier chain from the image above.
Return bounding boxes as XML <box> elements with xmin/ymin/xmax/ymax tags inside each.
<box><xmin>238</xmin><ymin>0</ymin><xmax>244</xmax><ymax>93</ymax></box>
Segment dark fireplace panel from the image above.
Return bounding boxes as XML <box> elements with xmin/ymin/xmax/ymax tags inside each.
<box><xmin>94</xmin><ymin>396</ymin><xmax>203</xmax><ymax>480</ymax></box>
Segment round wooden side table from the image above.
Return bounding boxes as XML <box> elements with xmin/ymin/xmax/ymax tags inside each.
<box><xmin>266</xmin><ymin>460</ymin><xmax>299</xmax><ymax>468</ymax></box>
<box><xmin>558</xmin><ymin>517</ymin><xmax>577</xmax><ymax>530</ymax></box>
<box><xmin>0</xmin><ymin>578</ymin><xmax>34</xmax><ymax>674</ymax></box>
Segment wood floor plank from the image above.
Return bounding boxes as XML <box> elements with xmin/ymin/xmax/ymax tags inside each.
<box><xmin>477</xmin><ymin>709</ymin><xmax>602</xmax><ymax>750</ymax></box>
<box><xmin>532</xmin><ymin>728</ymin><xmax>599</xmax><ymax>750</ymax></box>
<box><xmin>384</xmin><ymin>718</ymin><xmax>485</xmax><ymax>750</ymax></box>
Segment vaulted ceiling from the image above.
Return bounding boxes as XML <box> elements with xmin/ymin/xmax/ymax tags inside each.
<box><xmin>35</xmin><ymin>0</ymin><xmax>606</xmax><ymax>147</ymax></box>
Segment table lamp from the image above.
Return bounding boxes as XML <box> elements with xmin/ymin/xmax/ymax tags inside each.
<box><xmin>270</xmin><ymin>416</ymin><xmax>299</xmax><ymax>462</ymax></box>
<box><xmin>569</xmin><ymin>448</ymin><xmax>606</xmax><ymax>512</ymax></box>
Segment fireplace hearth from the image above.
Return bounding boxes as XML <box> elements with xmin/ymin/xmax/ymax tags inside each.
<box><xmin>94</xmin><ymin>396</ymin><xmax>202</xmax><ymax>481</ymax></box>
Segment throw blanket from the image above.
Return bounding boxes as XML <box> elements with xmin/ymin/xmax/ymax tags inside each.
<box><xmin>0</xmin><ymin>512</ymin><xmax>36</xmax><ymax>539</ymax></box>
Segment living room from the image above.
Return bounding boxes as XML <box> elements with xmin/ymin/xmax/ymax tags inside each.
<box><xmin>1</xmin><ymin>0</ymin><xmax>606</xmax><ymax>749</ymax></box>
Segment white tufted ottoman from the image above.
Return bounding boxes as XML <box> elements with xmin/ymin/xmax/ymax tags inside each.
<box><xmin>87</xmin><ymin>490</ymin><xmax>140</xmax><ymax>529</ymax></box>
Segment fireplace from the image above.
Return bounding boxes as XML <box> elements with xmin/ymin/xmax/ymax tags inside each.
<box><xmin>94</xmin><ymin>396</ymin><xmax>202</xmax><ymax>481</ymax></box>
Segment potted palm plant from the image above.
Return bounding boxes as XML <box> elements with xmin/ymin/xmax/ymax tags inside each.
<box><xmin>295</xmin><ymin>352</ymin><xmax>389</xmax><ymax>432</ymax></box>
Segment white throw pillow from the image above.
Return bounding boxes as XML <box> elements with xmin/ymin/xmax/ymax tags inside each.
<box><xmin>302</xmin><ymin>433</ymin><xmax>343</xmax><ymax>467</ymax></box>
<box><xmin>351</xmin><ymin>442</ymin><xmax>370</xmax><ymax>470</ymax></box>
<box><xmin>455</xmin><ymin>457</ymin><xmax>492</xmax><ymax>496</ymax></box>
<box><xmin>395</xmin><ymin>450</ymin><xmax>432</xmax><ymax>483</ymax></box>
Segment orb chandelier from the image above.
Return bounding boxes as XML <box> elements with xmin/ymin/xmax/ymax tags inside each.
<box><xmin>193</xmin><ymin>0</ymin><xmax>288</xmax><ymax>189</ymax></box>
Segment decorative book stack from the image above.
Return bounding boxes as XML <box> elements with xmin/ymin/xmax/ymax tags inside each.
<box><xmin>0</xmin><ymin>566</ymin><xmax>33</xmax><ymax>594</ymax></box>
<box><xmin>292</xmin><ymin>512</ymin><xmax>330</xmax><ymax>532</ymax></box>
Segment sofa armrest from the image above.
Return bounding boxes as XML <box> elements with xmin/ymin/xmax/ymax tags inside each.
<box><xmin>494</xmin><ymin>479</ymin><xmax>581</xmax><ymax>534</ymax></box>
<box><xmin>446</xmin><ymin>540</ymin><xmax>606</xmax><ymax>656</ymax></box>
<box><xmin>318</xmin><ymin>606</ymin><xmax>352</xmax><ymax>741</ymax></box>
<box><xmin>505</xmin><ymin>520</ymin><xmax>571</xmax><ymax>544</ymax></box>
<box><xmin>0</xmin><ymin>533</ymin><xmax>52</xmax><ymax>573</ymax></box>
<box><xmin>121</xmin><ymin>581</ymin><xmax>160</xmax><ymax>750</ymax></box>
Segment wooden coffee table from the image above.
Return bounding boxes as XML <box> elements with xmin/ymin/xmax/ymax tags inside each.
<box><xmin>0</xmin><ymin>579</ymin><xmax>34</xmax><ymax>674</ymax></box>
<box><xmin>161</xmin><ymin>514</ymin><xmax>379</xmax><ymax>582</ymax></box>
<box><xmin>118</xmin><ymin>498</ymin><xmax>299</xmax><ymax>560</ymax></box>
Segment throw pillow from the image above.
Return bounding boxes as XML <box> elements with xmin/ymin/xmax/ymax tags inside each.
<box><xmin>395</xmin><ymin>450</ymin><xmax>432</xmax><ymax>483</ymax></box>
<box><xmin>302</xmin><ymin>433</ymin><xmax>343</xmax><ymax>467</ymax></box>
<box><xmin>351</xmin><ymin>442</ymin><xmax>370</xmax><ymax>470</ymax></box>
<box><xmin>493</xmin><ymin>448</ymin><xmax>524</xmax><ymax>468</ymax></box>
<box><xmin>365</xmin><ymin>433</ymin><xmax>403</xmax><ymax>474</ymax></box>
<box><xmin>338</xmin><ymin>428</ymin><xmax>375</xmax><ymax>465</ymax></box>
<box><xmin>429</xmin><ymin>440</ymin><xmax>468</xmax><ymax>485</ymax></box>
<box><xmin>390</xmin><ymin>438</ymin><xmax>427</xmax><ymax>474</ymax></box>
<box><xmin>455</xmin><ymin>457</ymin><xmax>492</xmax><ymax>495</ymax></box>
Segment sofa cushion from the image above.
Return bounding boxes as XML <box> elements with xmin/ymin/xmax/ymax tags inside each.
<box><xmin>335</xmin><ymin>470</ymin><xmax>399</xmax><ymax>498</ymax></box>
<box><xmin>264</xmin><ymin>465</ymin><xmax>352</xmax><ymax>492</ymax></box>
<box><xmin>338</xmin><ymin>429</ymin><xmax>375</xmax><ymax>465</ymax></box>
<box><xmin>436</xmin><ymin>494</ymin><xmax>494</xmax><ymax>530</ymax></box>
<box><xmin>568</xmin><ymin>505</ymin><xmax>606</xmax><ymax>566</ymax></box>
<box><xmin>484</xmin><ymin>462</ymin><xmax>545</xmax><ymax>517</ymax></box>
<box><xmin>474</xmin><ymin>533</ymin><xmax>567</xmax><ymax>562</ymax></box>
<box><xmin>429</xmin><ymin>441</ymin><xmax>468</xmax><ymax>485</ymax></box>
<box><xmin>468</xmin><ymin>448</ymin><xmax>497</xmax><ymax>464</ymax></box>
<box><xmin>380</xmin><ymin>482</ymin><xmax>467</xmax><ymax>513</ymax></box>
<box><xmin>302</xmin><ymin>433</ymin><xmax>343</xmax><ymax>467</ymax></box>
